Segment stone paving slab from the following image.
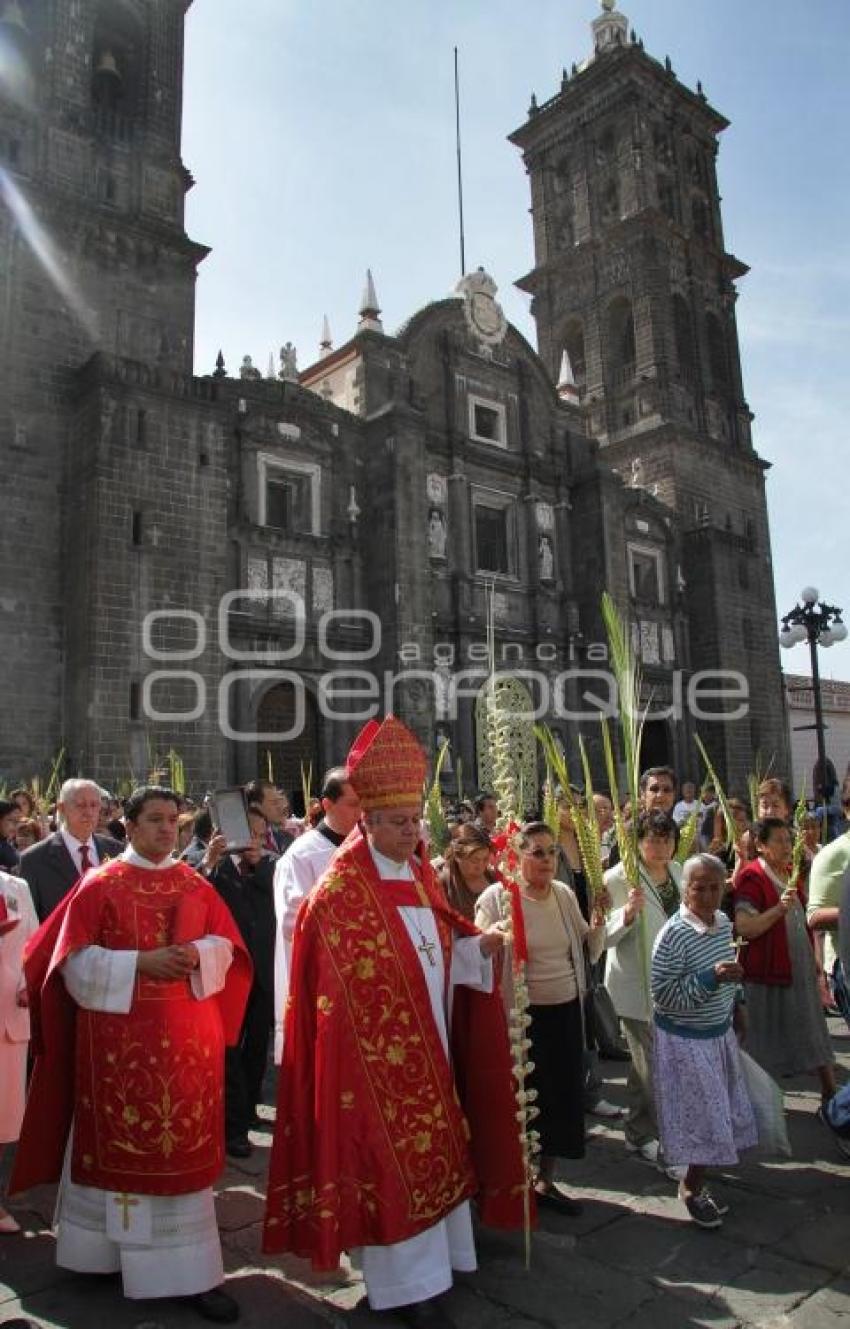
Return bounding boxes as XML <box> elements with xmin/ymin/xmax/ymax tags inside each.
<box><xmin>1</xmin><ymin>1035</ymin><xmax>848</xmax><ymax>1329</ymax></box>
<box><xmin>778</xmin><ymin>1278</ymin><xmax>850</xmax><ymax>1329</ymax></box>
<box><xmin>711</xmin><ymin>1249</ymin><xmax>831</xmax><ymax>1326</ymax></box>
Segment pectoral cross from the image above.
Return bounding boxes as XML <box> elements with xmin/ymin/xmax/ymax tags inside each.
<box><xmin>114</xmin><ymin>1193</ymin><xmax>139</xmax><ymax>1232</ymax></box>
<box><xmin>417</xmin><ymin>937</ymin><xmax>437</xmax><ymax>968</ymax></box>
<box><xmin>731</xmin><ymin>936</ymin><xmax>748</xmax><ymax>958</ymax></box>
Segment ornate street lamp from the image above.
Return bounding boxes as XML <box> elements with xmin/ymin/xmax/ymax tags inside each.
<box><xmin>779</xmin><ymin>588</ymin><xmax>848</xmax><ymax>802</ymax></box>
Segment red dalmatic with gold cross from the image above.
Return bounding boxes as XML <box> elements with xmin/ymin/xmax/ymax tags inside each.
<box><xmin>263</xmin><ymin>827</ymin><xmax>528</xmax><ymax>1270</ymax></box>
<box><xmin>11</xmin><ymin>859</ymin><xmax>251</xmax><ymax>1197</ymax></box>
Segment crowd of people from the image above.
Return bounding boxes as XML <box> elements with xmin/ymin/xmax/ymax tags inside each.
<box><xmin>0</xmin><ymin>736</ymin><xmax>848</xmax><ymax>1329</ymax></box>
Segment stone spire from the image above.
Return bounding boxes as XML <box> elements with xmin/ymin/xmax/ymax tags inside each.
<box><xmin>592</xmin><ymin>0</ymin><xmax>629</xmax><ymax>56</ymax></box>
<box><xmin>319</xmin><ymin>315</ymin><xmax>333</xmax><ymax>359</ymax></box>
<box><xmin>357</xmin><ymin>268</ymin><xmax>383</xmax><ymax>333</ymax></box>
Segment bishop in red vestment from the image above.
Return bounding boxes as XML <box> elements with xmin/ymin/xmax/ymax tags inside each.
<box><xmin>264</xmin><ymin>718</ymin><xmax>529</xmax><ymax>1323</ymax></box>
<box><xmin>10</xmin><ymin>787</ymin><xmax>252</xmax><ymax>1325</ymax></box>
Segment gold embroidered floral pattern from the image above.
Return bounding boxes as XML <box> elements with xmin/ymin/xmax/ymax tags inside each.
<box><xmin>303</xmin><ymin>850</ymin><xmax>473</xmax><ymax>1224</ymax></box>
<box><xmin>72</xmin><ymin>863</ymin><xmax>226</xmax><ymax>1190</ymax></box>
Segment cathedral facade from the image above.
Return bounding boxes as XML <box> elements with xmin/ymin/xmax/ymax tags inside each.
<box><xmin>0</xmin><ymin>0</ymin><xmax>788</xmax><ymax>799</ymax></box>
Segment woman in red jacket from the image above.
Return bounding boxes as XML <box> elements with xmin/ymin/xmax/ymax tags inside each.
<box><xmin>733</xmin><ymin>818</ymin><xmax>836</xmax><ymax>1102</ymax></box>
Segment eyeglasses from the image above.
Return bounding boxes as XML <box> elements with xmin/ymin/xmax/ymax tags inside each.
<box><xmin>525</xmin><ymin>846</ymin><xmax>557</xmax><ymax>859</ymax></box>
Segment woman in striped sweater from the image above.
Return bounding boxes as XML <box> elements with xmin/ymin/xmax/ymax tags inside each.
<box><xmin>651</xmin><ymin>854</ymin><xmax>758</xmax><ymax>1229</ymax></box>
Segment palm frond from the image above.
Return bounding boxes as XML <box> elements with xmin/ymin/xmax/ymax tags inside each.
<box><xmin>167</xmin><ymin>749</ymin><xmax>186</xmax><ymax>796</ymax></box>
<box><xmin>674</xmin><ymin>802</ymin><xmax>702</xmax><ymax>864</ymax></box>
<box><xmin>600</xmin><ymin>592</ymin><xmax>644</xmax><ymax>817</ymax></box>
<box><xmin>789</xmin><ymin>780</ymin><xmax>808</xmax><ymax>889</ymax></box>
<box><xmin>694</xmin><ymin>734</ymin><xmax>736</xmax><ymax>847</ymax></box>
<box><xmin>423</xmin><ymin>739</ymin><xmax>450</xmax><ymax>854</ymax></box>
<box><xmin>300</xmin><ymin>760</ymin><xmax>313</xmax><ymax>815</ymax></box>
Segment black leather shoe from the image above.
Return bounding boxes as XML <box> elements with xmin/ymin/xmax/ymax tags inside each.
<box><xmin>535</xmin><ymin>1186</ymin><xmax>584</xmax><ymax>1216</ymax></box>
<box><xmin>186</xmin><ymin>1286</ymin><xmax>240</xmax><ymax>1323</ymax></box>
<box><xmin>397</xmin><ymin>1297</ymin><xmax>456</xmax><ymax>1329</ymax></box>
<box><xmin>225</xmin><ymin>1136</ymin><xmax>253</xmax><ymax>1159</ymax></box>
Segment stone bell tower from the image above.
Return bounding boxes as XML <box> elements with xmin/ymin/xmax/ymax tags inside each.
<box><xmin>509</xmin><ymin>2</ymin><xmax>789</xmax><ymax>787</ymax></box>
<box><xmin>0</xmin><ymin>0</ymin><xmax>208</xmax><ymax>776</ymax></box>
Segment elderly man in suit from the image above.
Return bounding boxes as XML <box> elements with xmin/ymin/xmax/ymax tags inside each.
<box><xmin>18</xmin><ymin>779</ymin><xmax>122</xmax><ymax>922</ymax></box>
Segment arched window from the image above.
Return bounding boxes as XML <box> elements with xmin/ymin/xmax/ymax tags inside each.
<box><xmin>607</xmin><ymin>296</ymin><xmax>636</xmax><ymax>375</ymax></box>
<box><xmin>91</xmin><ymin>1</ymin><xmax>143</xmax><ymax>122</ymax></box>
<box><xmin>657</xmin><ymin>174</ymin><xmax>677</xmax><ymax>221</ymax></box>
<box><xmin>653</xmin><ymin>125</ymin><xmax>674</xmax><ymax>169</ymax></box>
<box><xmin>600</xmin><ymin>176</ymin><xmax>620</xmax><ymax>225</ymax></box>
<box><xmin>561</xmin><ymin>318</ymin><xmax>586</xmax><ymax>388</ymax></box>
<box><xmin>552</xmin><ymin>155</ymin><xmax>571</xmax><ymax>195</ymax></box>
<box><xmin>596</xmin><ymin>127</ymin><xmax>616</xmax><ymax>165</ymax></box>
<box><xmin>691</xmin><ymin>195</ymin><xmax>711</xmax><ymax>240</ymax></box>
<box><xmin>706</xmin><ymin>313</ymin><xmax>731</xmax><ymax>395</ymax></box>
<box><xmin>672</xmin><ymin>294</ymin><xmax>696</xmax><ymax>384</ymax></box>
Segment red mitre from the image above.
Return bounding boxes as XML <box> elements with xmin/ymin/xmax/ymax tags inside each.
<box><xmin>346</xmin><ymin>716</ymin><xmax>427</xmax><ymax>809</ymax></box>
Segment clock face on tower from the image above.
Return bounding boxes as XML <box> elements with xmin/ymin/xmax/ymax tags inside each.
<box><xmin>456</xmin><ymin>268</ymin><xmax>508</xmax><ymax>349</ymax></box>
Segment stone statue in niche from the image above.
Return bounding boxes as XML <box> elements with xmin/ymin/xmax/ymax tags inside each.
<box><xmin>426</xmin><ymin>472</ymin><xmax>448</xmax><ymax>506</ymax></box>
<box><xmin>630</xmin><ymin>456</ymin><xmax>646</xmax><ymax>489</ymax></box>
<box><xmin>434</xmin><ymin>723</ymin><xmax>454</xmax><ymax>774</ymax></box>
<box><xmin>538</xmin><ymin>534</ymin><xmax>555</xmax><ymax>582</ymax></box>
<box><xmin>428</xmin><ymin>507</ymin><xmax>447</xmax><ymax>560</ymax></box>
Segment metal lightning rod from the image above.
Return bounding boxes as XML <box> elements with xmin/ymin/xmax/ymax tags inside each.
<box><xmin>454</xmin><ymin>46</ymin><xmax>466</xmax><ymax>280</ymax></box>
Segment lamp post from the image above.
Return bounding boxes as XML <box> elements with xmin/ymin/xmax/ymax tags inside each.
<box><xmin>779</xmin><ymin>588</ymin><xmax>848</xmax><ymax>803</ymax></box>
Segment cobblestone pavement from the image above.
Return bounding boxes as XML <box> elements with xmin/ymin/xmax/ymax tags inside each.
<box><xmin>2</xmin><ymin>1021</ymin><xmax>848</xmax><ymax>1329</ymax></box>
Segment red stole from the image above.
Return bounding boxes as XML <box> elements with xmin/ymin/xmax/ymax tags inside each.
<box><xmin>10</xmin><ymin>858</ymin><xmax>252</xmax><ymax>1197</ymax></box>
<box><xmin>263</xmin><ymin>829</ymin><xmax>529</xmax><ymax>1270</ymax></box>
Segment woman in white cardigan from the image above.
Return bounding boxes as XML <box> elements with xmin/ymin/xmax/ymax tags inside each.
<box><xmin>476</xmin><ymin>822</ymin><xmax>606</xmax><ymax>1215</ymax></box>
<box><xmin>603</xmin><ymin>810</ymin><xmax>682</xmax><ymax>1169</ymax></box>
<box><xmin>0</xmin><ymin>869</ymin><xmax>38</xmax><ymax>1233</ymax></box>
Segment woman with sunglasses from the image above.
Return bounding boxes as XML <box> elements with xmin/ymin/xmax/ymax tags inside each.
<box><xmin>475</xmin><ymin>821</ymin><xmax>606</xmax><ymax>1214</ymax></box>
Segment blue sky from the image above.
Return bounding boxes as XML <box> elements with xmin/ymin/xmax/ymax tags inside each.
<box><xmin>183</xmin><ymin>0</ymin><xmax>850</xmax><ymax>679</ymax></box>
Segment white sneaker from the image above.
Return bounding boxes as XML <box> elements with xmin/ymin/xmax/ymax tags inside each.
<box><xmin>626</xmin><ymin>1138</ymin><xmax>660</xmax><ymax>1165</ymax></box>
<box><xmin>589</xmin><ymin>1099</ymin><xmax>625</xmax><ymax>1120</ymax></box>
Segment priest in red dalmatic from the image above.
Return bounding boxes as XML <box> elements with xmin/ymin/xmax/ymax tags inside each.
<box><xmin>263</xmin><ymin>718</ymin><xmax>529</xmax><ymax>1327</ymax></box>
<box><xmin>10</xmin><ymin>786</ymin><xmax>252</xmax><ymax>1326</ymax></box>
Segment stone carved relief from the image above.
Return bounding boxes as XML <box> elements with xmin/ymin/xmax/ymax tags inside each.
<box><xmin>247</xmin><ymin>556</ymin><xmax>268</xmax><ymax>595</ymax></box>
<box><xmin>669</xmin><ymin>241</ymin><xmax>688</xmax><ymax>293</ymax></box>
<box><xmin>426</xmin><ymin>473</ymin><xmax>448</xmax><ymax>506</ymax></box>
<box><xmin>603</xmin><ymin>248</ymin><xmax>629</xmax><ymax>288</ymax></box>
<box><xmin>312</xmin><ymin>563</ymin><xmax>333</xmax><ymax>614</ymax></box>
<box><xmin>535</xmin><ymin>502</ymin><xmax>554</xmax><ymax>532</ymax></box>
<box><xmin>271</xmin><ymin>557</ymin><xmax>306</xmax><ymax>619</ymax></box>
<box><xmin>640</xmin><ymin>621</ymin><xmax>661</xmax><ymax>665</ymax></box>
